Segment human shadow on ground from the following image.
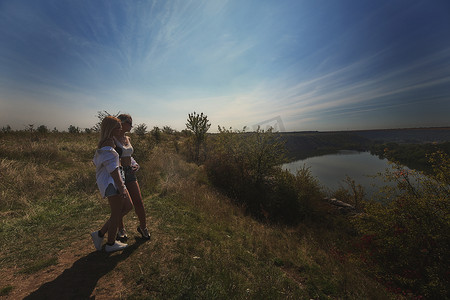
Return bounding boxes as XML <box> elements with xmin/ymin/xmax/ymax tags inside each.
<box><xmin>24</xmin><ymin>238</ymin><xmax>145</xmax><ymax>299</ymax></box>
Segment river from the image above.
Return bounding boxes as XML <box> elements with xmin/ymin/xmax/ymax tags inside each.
<box><xmin>282</xmin><ymin>150</ymin><xmax>396</xmax><ymax>197</ymax></box>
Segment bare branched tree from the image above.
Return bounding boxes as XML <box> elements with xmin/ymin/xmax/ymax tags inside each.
<box><xmin>92</xmin><ymin>110</ymin><xmax>120</xmax><ymax>132</ymax></box>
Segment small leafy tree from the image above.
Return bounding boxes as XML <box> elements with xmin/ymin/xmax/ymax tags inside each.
<box><xmin>162</xmin><ymin>126</ymin><xmax>175</xmax><ymax>135</ymax></box>
<box><xmin>2</xmin><ymin>125</ymin><xmax>12</xmax><ymax>133</ymax></box>
<box><xmin>68</xmin><ymin>125</ymin><xmax>80</xmax><ymax>133</ymax></box>
<box><xmin>37</xmin><ymin>125</ymin><xmax>49</xmax><ymax>134</ymax></box>
<box><xmin>245</xmin><ymin>126</ymin><xmax>287</xmax><ymax>184</ymax></box>
<box><xmin>134</xmin><ymin>123</ymin><xmax>148</xmax><ymax>136</ymax></box>
<box><xmin>186</xmin><ymin>112</ymin><xmax>211</xmax><ymax>162</ymax></box>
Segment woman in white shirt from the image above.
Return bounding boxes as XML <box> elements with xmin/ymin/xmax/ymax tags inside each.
<box><xmin>91</xmin><ymin>116</ymin><xmax>133</xmax><ymax>252</ymax></box>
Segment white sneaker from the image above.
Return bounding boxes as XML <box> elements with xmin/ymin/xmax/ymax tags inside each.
<box><xmin>116</xmin><ymin>228</ymin><xmax>128</xmax><ymax>240</ymax></box>
<box><xmin>105</xmin><ymin>241</ymin><xmax>128</xmax><ymax>253</ymax></box>
<box><xmin>91</xmin><ymin>231</ymin><xmax>104</xmax><ymax>251</ymax></box>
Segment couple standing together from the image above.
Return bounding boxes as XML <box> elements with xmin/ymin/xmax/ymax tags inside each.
<box><xmin>91</xmin><ymin>114</ymin><xmax>150</xmax><ymax>253</ymax></box>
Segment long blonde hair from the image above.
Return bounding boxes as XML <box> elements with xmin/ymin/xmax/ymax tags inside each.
<box><xmin>98</xmin><ymin>116</ymin><xmax>121</xmax><ymax>148</ymax></box>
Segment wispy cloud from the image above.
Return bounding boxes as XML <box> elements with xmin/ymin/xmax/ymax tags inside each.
<box><xmin>1</xmin><ymin>0</ymin><xmax>449</xmax><ymax>130</ymax></box>
<box><xmin>263</xmin><ymin>47</ymin><xmax>450</xmax><ymax>129</ymax></box>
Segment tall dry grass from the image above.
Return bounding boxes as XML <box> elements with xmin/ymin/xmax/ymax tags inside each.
<box><xmin>0</xmin><ymin>132</ymin><xmax>98</xmax><ymax>212</ymax></box>
<box><xmin>0</xmin><ymin>131</ymin><xmax>104</xmax><ymax>272</ymax></box>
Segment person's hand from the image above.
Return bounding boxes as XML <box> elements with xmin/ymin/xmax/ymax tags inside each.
<box><xmin>118</xmin><ymin>185</ymin><xmax>127</xmax><ymax>198</ymax></box>
<box><xmin>131</xmin><ymin>164</ymin><xmax>140</xmax><ymax>173</ymax></box>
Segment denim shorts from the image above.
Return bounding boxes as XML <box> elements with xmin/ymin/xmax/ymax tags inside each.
<box><xmin>104</xmin><ymin>183</ymin><xmax>119</xmax><ymax>197</ymax></box>
<box><xmin>104</xmin><ymin>167</ymin><xmax>126</xmax><ymax>197</ymax></box>
<box><xmin>124</xmin><ymin>166</ymin><xmax>137</xmax><ymax>183</ymax></box>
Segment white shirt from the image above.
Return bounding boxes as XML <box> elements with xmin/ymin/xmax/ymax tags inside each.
<box><xmin>93</xmin><ymin>146</ymin><xmax>121</xmax><ymax>198</ymax></box>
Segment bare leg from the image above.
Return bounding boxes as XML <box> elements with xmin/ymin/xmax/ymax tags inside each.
<box><xmin>126</xmin><ymin>181</ymin><xmax>147</xmax><ymax>229</ymax></box>
<box><xmin>106</xmin><ymin>195</ymin><xmax>123</xmax><ymax>244</ymax></box>
<box><xmin>100</xmin><ymin>191</ymin><xmax>133</xmax><ymax>244</ymax></box>
<box><xmin>118</xmin><ymin>219</ymin><xmax>125</xmax><ymax>231</ymax></box>
<box><xmin>117</xmin><ymin>191</ymin><xmax>133</xmax><ymax>230</ymax></box>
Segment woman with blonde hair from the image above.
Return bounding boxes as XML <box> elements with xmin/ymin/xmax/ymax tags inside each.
<box><xmin>114</xmin><ymin>114</ymin><xmax>151</xmax><ymax>240</ymax></box>
<box><xmin>91</xmin><ymin>116</ymin><xmax>133</xmax><ymax>252</ymax></box>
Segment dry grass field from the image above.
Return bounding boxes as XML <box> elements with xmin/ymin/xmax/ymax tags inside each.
<box><xmin>0</xmin><ymin>131</ymin><xmax>405</xmax><ymax>299</ymax></box>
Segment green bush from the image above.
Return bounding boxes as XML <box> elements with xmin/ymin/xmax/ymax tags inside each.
<box><xmin>37</xmin><ymin>125</ymin><xmax>49</xmax><ymax>134</ymax></box>
<box><xmin>352</xmin><ymin>151</ymin><xmax>450</xmax><ymax>298</ymax></box>
<box><xmin>68</xmin><ymin>125</ymin><xmax>80</xmax><ymax>133</ymax></box>
<box><xmin>129</xmin><ymin>133</ymin><xmax>155</xmax><ymax>164</ymax></box>
<box><xmin>263</xmin><ymin>167</ymin><xmax>322</xmax><ymax>223</ymax></box>
<box><xmin>205</xmin><ymin>126</ymin><xmax>321</xmax><ymax>224</ymax></box>
<box><xmin>151</xmin><ymin>126</ymin><xmax>161</xmax><ymax>142</ymax></box>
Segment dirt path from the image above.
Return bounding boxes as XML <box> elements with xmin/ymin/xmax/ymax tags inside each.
<box><xmin>0</xmin><ymin>236</ymin><xmax>138</xmax><ymax>299</ymax></box>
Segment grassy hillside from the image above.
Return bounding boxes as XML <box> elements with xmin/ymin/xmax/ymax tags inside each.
<box><xmin>0</xmin><ymin>130</ymin><xmax>443</xmax><ymax>299</ymax></box>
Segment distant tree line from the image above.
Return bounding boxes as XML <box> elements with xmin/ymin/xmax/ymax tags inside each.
<box><xmin>1</xmin><ymin>124</ymin><xmax>87</xmax><ymax>134</ymax></box>
<box><xmin>370</xmin><ymin>142</ymin><xmax>450</xmax><ymax>174</ymax></box>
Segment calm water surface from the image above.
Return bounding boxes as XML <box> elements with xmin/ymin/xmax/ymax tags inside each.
<box><xmin>282</xmin><ymin>150</ymin><xmax>393</xmax><ymax>196</ymax></box>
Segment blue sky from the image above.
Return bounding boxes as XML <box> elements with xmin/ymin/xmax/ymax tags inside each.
<box><xmin>1</xmin><ymin>0</ymin><xmax>449</xmax><ymax>132</ymax></box>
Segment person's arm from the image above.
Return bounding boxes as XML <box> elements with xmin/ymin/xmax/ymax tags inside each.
<box><xmin>127</xmin><ymin>136</ymin><xmax>140</xmax><ymax>172</ymax></box>
<box><xmin>131</xmin><ymin>156</ymin><xmax>140</xmax><ymax>172</ymax></box>
<box><xmin>110</xmin><ymin>167</ymin><xmax>127</xmax><ymax>196</ymax></box>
